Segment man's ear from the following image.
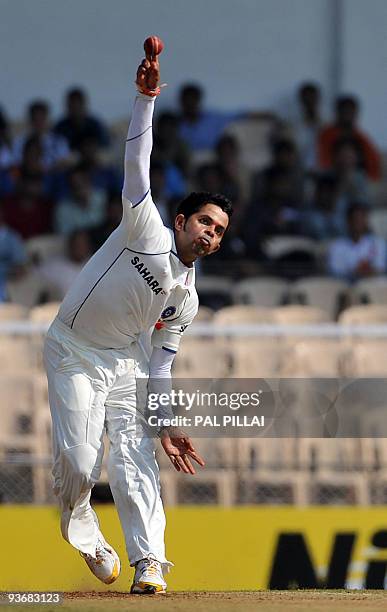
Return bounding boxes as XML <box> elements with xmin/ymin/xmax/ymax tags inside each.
<box><xmin>174</xmin><ymin>213</ymin><xmax>186</xmax><ymax>232</ymax></box>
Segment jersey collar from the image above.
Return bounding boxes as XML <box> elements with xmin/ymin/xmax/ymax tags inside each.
<box><xmin>168</xmin><ymin>228</ymin><xmax>195</xmax><ymax>287</ymax></box>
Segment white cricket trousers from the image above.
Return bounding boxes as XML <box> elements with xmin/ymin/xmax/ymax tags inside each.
<box><xmin>43</xmin><ymin>317</ymin><xmax>171</xmax><ymax>569</ymax></box>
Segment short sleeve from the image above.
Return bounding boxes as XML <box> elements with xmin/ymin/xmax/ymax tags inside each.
<box><xmin>151</xmin><ymin>289</ymin><xmax>199</xmax><ymax>353</ymax></box>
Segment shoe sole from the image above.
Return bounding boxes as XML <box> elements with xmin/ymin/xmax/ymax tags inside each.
<box><xmin>103</xmin><ymin>557</ymin><xmax>121</xmax><ymax>584</ymax></box>
<box><xmin>130</xmin><ymin>581</ymin><xmax>166</xmax><ymax>595</ymax></box>
<box><xmin>81</xmin><ymin>548</ymin><xmax>121</xmax><ymax>585</ymax></box>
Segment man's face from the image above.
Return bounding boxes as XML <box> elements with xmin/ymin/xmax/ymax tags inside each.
<box><xmin>337</xmin><ymin>102</ymin><xmax>357</xmax><ymax>128</ymax></box>
<box><xmin>70</xmin><ymin>171</ymin><xmax>90</xmax><ymax>204</ymax></box>
<box><xmin>175</xmin><ymin>203</ymin><xmax>229</xmax><ymax>259</ymax></box>
<box><xmin>181</xmin><ymin>90</ymin><xmax>201</xmax><ymax>117</ymax></box>
<box><xmin>31</xmin><ymin>108</ymin><xmax>49</xmax><ymax>133</ymax></box>
<box><xmin>68</xmin><ymin>95</ymin><xmax>86</xmax><ymax>119</ymax></box>
<box><xmin>349</xmin><ymin>209</ymin><xmax>368</xmax><ymax>236</ymax></box>
<box><xmin>300</xmin><ymin>87</ymin><xmax>319</xmax><ymax>111</ymax></box>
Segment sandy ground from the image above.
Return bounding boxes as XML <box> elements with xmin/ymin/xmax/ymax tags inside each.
<box><xmin>2</xmin><ymin>590</ymin><xmax>386</xmax><ymax>612</ymax></box>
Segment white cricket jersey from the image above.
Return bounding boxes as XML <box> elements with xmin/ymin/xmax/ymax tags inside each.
<box><xmin>58</xmin><ymin>196</ymin><xmax>198</xmax><ymax>351</ymax></box>
<box><xmin>58</xmin><ymin>94</ymin><xmax>198</xmax><ymax>352</ymax></box>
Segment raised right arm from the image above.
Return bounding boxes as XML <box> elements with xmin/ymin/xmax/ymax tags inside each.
<box><xmin>122</xmin><ymin>93</ymin><xmax>155</xmax><ymax>206</ymax></box>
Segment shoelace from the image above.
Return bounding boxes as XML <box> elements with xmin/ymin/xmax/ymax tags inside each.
<box><xmin>95</xmin><ymin>540</ymin><xmax>109</xmax><ymax>565</ymax></box>
<box><xmin>141</xmin><ymin>556</ymin><xmax>161</xmax><ymax>577</ymax></box>
<box><xmin>83</xmin><ymin>539</ymin><xmax>108</xmax><ymax>566</ymax></box>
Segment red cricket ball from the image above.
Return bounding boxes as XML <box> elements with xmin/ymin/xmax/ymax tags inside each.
<box><xmin>144</xmin><ymin>36</ymin><xmax>164</xmax><ymax>58</ymax></box>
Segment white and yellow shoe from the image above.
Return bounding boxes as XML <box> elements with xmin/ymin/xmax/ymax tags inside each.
<box><xmin>130</xmin><ymin>554</ymin><xmax>167</xmax><ymax>594</ymax></box>
<box><xmin>80</xmin><ymin>534</ymin><xmax>121</xmax><ymax>584</ymax></box>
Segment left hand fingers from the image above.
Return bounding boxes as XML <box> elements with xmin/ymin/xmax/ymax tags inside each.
<box><xmin>181</xmin><ymin>454</ymin><xmax>196</xmax><ymax>475</ymax></box>
<box><xmin>174</xmin><ymin>455</ymin><xmax>191</xmax><ymax>474</ymax></box>
<box><xmin>187</xmin><ymin>449</ymin><xmax>205</xmax><ymax>467</ymax></box>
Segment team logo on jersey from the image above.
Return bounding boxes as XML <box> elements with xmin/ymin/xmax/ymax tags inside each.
<box><xmin>161</xmin><ymin>306</ymin><xmax>177</xmax><ymax>319</ymax></box>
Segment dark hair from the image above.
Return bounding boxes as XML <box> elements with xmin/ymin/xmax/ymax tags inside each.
<box><xmin>28</xmin><ymin>100</ymin><xmax>49</xmax><ymax>119</ymax></box>
<box><xmin>272</xmin><ymin>138</ymin><xmax>296</xmax><ymax>156</ymax></box>
<box><xmin>314</xmin><ymin>172</ymin><xmax>339</xmax><ymax>191</ymax></box>
<box><xmin>156</xmin><ymin>111</ymin><xmax>179</xmax><ymax>128</ymax></box>
<box><xmin>299</xmin><ymin>82</ymin><xmax>320</xmax><ymax>97</ymax></box>
<box><xmin>0</xmin><ymin>107</ymin><xmax>7</xmax><ymax>130</ymax></box>
<box><xmin>179</xmin><ymin>83</ymin><xmax>203</xmax><ymax>101</ymax></box>
<box><xmin>346</xmin><ymin>202</ymin><xmax>369</xmax><ymax>219</ymax></box>
<box><xmin>68</xmin><ymin>162</ymin><xmax>90</xmax><ymax>179</ymax></box>
<box><xmin>336</xmin><ymin>95</ymin><xmax>359</xmax><ymax>112</ymax></box>
<box><xmin>175</xmin><ymin>191</ymin><xmax>233</xmax><ymax>221</ymax></box>
<box><xmin>215</xmin><ymin>134</ymin><xmax>239</xmax><ymax>155</ymax></box>
<box><xmin>22</xmin><ymin>135</ymin><xmax>43</xmax><ymax>157</ymax></box>
<box><xmin>67</xmin><ymin>87</ymin><xmax>86</xmax><ymax>102</ymax></box>
<box><xmin>264</xmin><ymin>165</ymin><xmax>290</xmax><ymax>183</ymax></box>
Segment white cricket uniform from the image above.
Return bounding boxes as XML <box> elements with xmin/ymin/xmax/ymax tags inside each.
<box><xmin>44</xmin><ymin>93</ymin><xmax>198</xmax><ymax>569</ymax></box>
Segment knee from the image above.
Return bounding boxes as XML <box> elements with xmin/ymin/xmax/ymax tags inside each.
<box><xmin>61</xmin><ymin>444</ymin><xmax>98</xmax><ymax>491</ymax></box>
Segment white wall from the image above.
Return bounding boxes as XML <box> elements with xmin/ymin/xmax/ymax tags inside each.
<box><xmin>0</xmin><ymin>0</ymin><xmax>385</xmax><ymax>147</ymax></box>
<box><xmin>342</xmin><ymin>0</ymin><xmax>387</xmax><ymax>147</ymax></box>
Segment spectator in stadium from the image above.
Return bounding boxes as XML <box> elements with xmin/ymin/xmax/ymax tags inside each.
<box><xmin>331</xmin><ymin>137</ymin><xmax>370</xmax><ymax>206</ymax></box>
<box><xmin>318</xmin><ymin>95</ymin><xmax>381</xmax><ymax>180</ymax></box>
<box><xmin>37</xmin><ymin>229</ymin><xmax>92</xmax><ymax>299</ymax></box>
<box><xmin>147</xmin><ymin>161</ymin><xmax>172</xmax><ymax>224</ymax></box>
<box><xmin>291</xmin><ymin>81</ymin><xmax>324</xmax><ymax>170</ymax></box>
<box><xmin>195</xmin><ymin>162</ymin><xmax>223</xmax><ymax>194</ymax></box>
<box><xmin>215</xmin><ymin>134</ymin><xmax>250</xmax><ymax>202</ymax></box>
<box><xmin>89</xmin><ymin>192</ymin><xmax>122</xmax><ymax>251</ymax></box>
<box><xmin>327</xmin><ymin>203</ymin><xmax>386</xmax><ymax>281</ymax></box>
<box><xmin>0</xmin><ymin>204</ymin><xmax>28</xmax><ymax>301</ymax></box>
<box><xmin>178</xmin><ymin>83</ymin><xmax>243</xmax><ymax>151</ymax></box>
<box><xmin>152</xmin><ymin>111</ymin><xmax>191</xmax><ymax>177</ymax></box>
<box><xmin>212</xmin><ymin>133</ymin><xmax>251</xmax><ymax>236</ymax></box>
<box><xmin>3</xmin><ymin>133</ymin><xmax>67</xmax><ymax>198</ymax></box>
<box><xmin>78</xmin><ymin>135</ymin><xmax>122</xmax><ymax>194</ymax></box>
<box><xmin>304</xmin><ymin>173</ymin><xmax>345</xmax><ymax>240</ymax></box>
<box><xmin>251</xmin><ymin>138</ymin><xmax>305</xmax><ymax>207</ymax></box>
<box><xmin>243</xmin><ymin>166</ymin><xmax>302</xmax><ymax>258</ymax></box>
<box><xmin>2</xmin><ymin>171</ymin><xmax>54</xmax><ymax>239</ymax></box>
<box><xmin>0</xmin><ymin>107</ymin><xmax>13</xmax><ymax>169</ymax></box>
<box><xmin>13</xmin><ymin>100</ymin><xmax>71</xmax><ymax>171</ymax></box>
<box><xmin>55</xmin><ymin>87</ymin><xmax>110</xmax><ymax>152</ymax></box>
<box><xmin>54</xmin><ymin>164</ymin><xmax>106</xmax><ymax>235</ymax></box>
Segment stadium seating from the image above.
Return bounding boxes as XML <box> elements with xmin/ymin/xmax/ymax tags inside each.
<box><xmin>346</xmin><ymin>340</ymin><xmax>387</xmax><ymax>377</ymax></box>
<box><xmin>272</xmin><ymin>304</ymin><xmax>332</xmax><ymax>324</ymax></box>
<box><xmin>283</xmin><ymin>339</ymin><xmax>347</xmax><ymax>377</ymax></box>
<box><xmin>338</xmin><ymin>304</ymin><xmax>387</xmax><ymax>325</ymax></box>
<box><xmin>29</xmin><ymin>302</ymin><xmax>61</xmax><ymax>324</ymax></box>
<box><xmin>25</xmin><ymin>234</ymin><xmax>66</xmax><ymax>264</ymax></box>
<box><xmin>353</xmin><ymin>277</ymin><xmax>387</xmax><ymax>305</ymax></box>
<box><xmin>290</xmin><ymin>276</ymin><xmax>349</xmax><ymax>319</ymax></box>
<box><xmin>0</xmin><ymin>336</ymin><xmax>36</xmax><ymax>372</ymax></box>
<box><xmin>232</xmin><ymin>277</ymin><xmax>289</xmax><ymax>307</ymax></box>
<box><xmin>172</xmin><ymin>337</ymin><xmax>228</xmax><ymax>378</ymax></box>
<box><xmin>6</xmin><ymin>268</ymin><xmax>56</xmax><ymax>308</ymax></box>
<box><xmin>0</xmin><ymin>303</ymin><xmax>28</xmax><ymax>320</ymax></box>
<box><xmin>369</xmin><ymin>208</ymin><xmax>387</xmax><ymax>239</ymax></box>
<box><xmin>195</xmin><ymin>275</ymin><xmax>233</xmax><ymax>310</ymax></box>
<box><xmin>193</xmin><ymin>305</ymin><xmax>215</xmax><ymax>322</ymax></box>
<box><xmin>214</xmin><ymin>305</ymin><xmax>274</xmax><ymax>325</ymax></box>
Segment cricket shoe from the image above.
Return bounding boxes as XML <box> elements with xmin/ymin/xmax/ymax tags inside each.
<box><xmin>130</xmin><ymin>554</ymin><xmax>167</xmax><ymax>594</ymax></box>
<box><xmin>80</xmin><ymin>534</ymin><xmax>121</xmax><ymax>584</ymax></box>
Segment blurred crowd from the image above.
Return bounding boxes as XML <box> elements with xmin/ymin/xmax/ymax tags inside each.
<box><xmin>0</xmin><ymin>81</ymin><xmax>386</xmax><ymax>305</ymax></box>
